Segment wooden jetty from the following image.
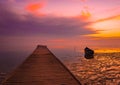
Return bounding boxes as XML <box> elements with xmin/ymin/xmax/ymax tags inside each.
<box><xmin>2</xmin><ymin>45</ymin><xmax>81</xmax><ymax>85</ymax></box>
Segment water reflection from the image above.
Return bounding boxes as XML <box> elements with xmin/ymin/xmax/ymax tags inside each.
<box><xmin>64</xmin><ymin>52</ymin><xmax>120</xmax><ymax>85</ymax></box>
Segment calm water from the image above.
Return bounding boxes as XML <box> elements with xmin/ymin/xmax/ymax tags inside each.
<box><xmin>63</xmin><ymin>52</ymin><xmax>120</xmax><ymax>85</ymax></box>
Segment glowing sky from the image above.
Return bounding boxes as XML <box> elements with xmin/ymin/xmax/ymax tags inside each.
<box><xmin>0</xmin><ymin>0</ymin><xmax>120</xmax><ymax>53</ymax></box>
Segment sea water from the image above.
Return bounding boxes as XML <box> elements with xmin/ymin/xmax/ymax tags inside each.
<box><xmin>0</xmin><ymin>51</ymin><xmax>120</xmax><ymax>84</ymax></box>
<box><xmin>63</xmin><ymin>52</ymin><xmax>120</xmax><ymax>85</ymax></box>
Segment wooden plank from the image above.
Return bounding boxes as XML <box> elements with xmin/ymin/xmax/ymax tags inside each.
<box><xmin>2</xmin><ymin>45</ymin><xmax>81</xmax><ymax>85</ymax></box>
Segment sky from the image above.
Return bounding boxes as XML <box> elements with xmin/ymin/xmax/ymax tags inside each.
<box><xmin>0</xmin><ymin>0</ymin><xmax>120</xmax><ymax>53</ymax></box>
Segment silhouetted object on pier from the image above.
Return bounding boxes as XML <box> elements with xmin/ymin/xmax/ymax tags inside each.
<box><xmin>2</xmin><ymin>45</ymin><xmax>81</xmax><ymax>85</ymax></box>
<box><xmin>84</xmin><ymin>47</ymin><xmax>94</xmax><ymax>59</ymax></box>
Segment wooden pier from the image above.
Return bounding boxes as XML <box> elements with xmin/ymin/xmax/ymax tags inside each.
<box><xmin>2</xmin><ymin>45</ymin><xmax>81</xmax><ymax>85</ymax></box>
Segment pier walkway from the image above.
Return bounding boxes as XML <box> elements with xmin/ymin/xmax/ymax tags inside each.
<box><xmin>2</xmin><ymin>45</ymin><xmax>81</xmax><ymax>85</ymax></box>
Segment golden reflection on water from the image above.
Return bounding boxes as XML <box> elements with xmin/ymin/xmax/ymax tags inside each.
<box><xmin>64</xmin><ymin>52</ymin><xmax>120</xmax><ymax>85</ymax></box>
<box><xmin>95</xmin><ymin>49</ymin><xmax>120</xmax><ymax>53</ymax></box>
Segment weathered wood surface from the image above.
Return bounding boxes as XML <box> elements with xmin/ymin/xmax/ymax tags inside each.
<box><xmin>2</xmin><ymin>45</ymin><xmax>81</xmax><ymax>85</ymax></box>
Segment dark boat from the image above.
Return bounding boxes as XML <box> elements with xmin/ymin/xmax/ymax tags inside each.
<box><xmin>84</xmin><ymin>47</ymin><xmax>94</xmax><ymax>59</ymax></box>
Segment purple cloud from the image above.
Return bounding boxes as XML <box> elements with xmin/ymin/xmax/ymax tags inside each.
<box><xmin>0</xmin><ymin>3</ymin><xmax>96</xmax><ymax>38</ymax></box>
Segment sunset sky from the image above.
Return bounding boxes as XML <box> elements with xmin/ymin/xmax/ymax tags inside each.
<box><xmin>0</xmin><ymin>0</ymin><xmax>120</xmax><ymax>53</ymax></box>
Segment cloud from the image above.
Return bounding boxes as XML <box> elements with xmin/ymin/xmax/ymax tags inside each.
<box><xmin>26</xmin><ymin>3</ymin><xmax>44</xmax><ymax>12</ymax></box>
<box><xmin>81</xmin><ymin>10</ymin><xmax>91</xmax><ymax>19</ymax></box>
<box><xmin>94</xmin><ymin>14</ymin><xmax>120</xmax><ymax>23</ymax></box>
<box><xmin>25</xmin><ymin>2</ymin><xmax>45</xmax><ymax>16</ymax></box>
<box><xmin>0</xmin><ymin>3</ymin><xmax>96</xmax><ymax>38</ymax></box>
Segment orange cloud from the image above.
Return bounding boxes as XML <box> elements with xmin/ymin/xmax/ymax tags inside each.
<box><xmin>26</xmin><ymin>3</ymin><xmax>44</xmax><ymax>12</ymax></box>
<box><xmin>94</xmin><ymin>14</ymin><xmax>120</xmax><ymax>23</ymax></box>
<box><xmin>75</xmin><ymin>10</ymin><xmax>91</xmax><ymax>20</ymax></box>
<box><xmin>25</xmin><ymin>3</ymin><xmax>44</xmax><ymax>16</ymax></box>
<box><xmin>77</xmin><ymin>10</ymin><xmax>91</xmax><ymax>20</ymax></box>
<box><xmin>82</xmin><ymin>10</ymin><xmax>91</xmax><ymax>17</ymax></box>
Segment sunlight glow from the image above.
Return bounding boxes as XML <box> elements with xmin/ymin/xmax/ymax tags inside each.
<box><xmin>95</xmin><ymin>49</ymin><xmax>120</xmax><ymax>53</ymax></box>
<box><xmin>88</xmin><ymin>17</ymin><xmax>120</xmax><ymax>38</ymax></box>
